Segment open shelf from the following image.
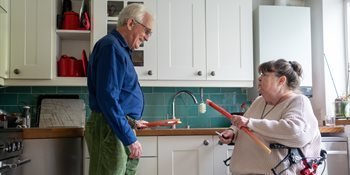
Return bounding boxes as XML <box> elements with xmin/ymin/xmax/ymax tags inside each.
<box><xmin>56</xmin><ymin>30</ymin><xmax>90</xmax><ymax>40</ymax></box>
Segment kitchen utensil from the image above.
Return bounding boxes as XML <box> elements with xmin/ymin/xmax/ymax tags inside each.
<box><xmin>206</xmin><ymin>99</ymin><xmax>271</xmax><ymax>154</ymax></box>
<box><xmin>7</xmin><ymin>113</ymin><xmax>22</xmax><ymax>128</ymax></box>
<box><xmin>81</xmin><ymin>49</ymin><xmax>88</xmax><ymax>76</ymax></box>
<box><xmin>198</xmin><ymin>88</ymin><xmax>206</xmax><ymax>113</ymax></box>
<box><xmin>78</xmin><ymin>0</ymin><xmax>90</xmax><ymax>30</ymax></box>
<box><xmin>215</xmin><ymin>131</ymin><xmax>229</xmax><ymax>139</ymax></box>
<box><xmin>144</xmin><ymin>119</ymin><xmax>181</xmax><ymax>128</ymax></box>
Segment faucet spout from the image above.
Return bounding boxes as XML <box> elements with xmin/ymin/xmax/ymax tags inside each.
<box><xmin>172</xmin><ymin>90</ymin><xmax>198</xmax><ymax>129</ymax></box>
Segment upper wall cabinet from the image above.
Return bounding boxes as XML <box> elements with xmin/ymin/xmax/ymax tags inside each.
<box><xmin>206</xmin><ymin>0</ymin><xmax>253</xmax><ymax>81</ymax></box>
<box><xmin>157</xmin><ymin>0</ymin><xmax>206</xmax><ymax>80</ymax></box>
<box><xmin>10</xmin><ymin>0</ymin><xmax>55</xmax><ymax>79</ymax></box>
<box><xmin>255</xmin><ymin>5</ymin><xmax>312</xmax><ymax>86</ymax></box>
<box><xmin>0</xmin><ymin>0</ymin><xmax>9</xmax><ymax>84</ymax></box>
<box><xmin>92</xmin><ymin>0</ymin><xmax>157</xmax><ymax>80</ymax></box>
<box><xmin>157</xmin><ymin>0</ymin><xmax>253</xmax><ymax>82</ymax></box>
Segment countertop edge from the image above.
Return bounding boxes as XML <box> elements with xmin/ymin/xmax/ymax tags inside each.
<box><xmin>22</xmin><ymin>126</ymin><xmax>344</xmax><ymax>139</ymax></box>
<box><xmin>23</xmin><ymin>128</ymin><xmax>84</xmax><ymax>139</ymax></box>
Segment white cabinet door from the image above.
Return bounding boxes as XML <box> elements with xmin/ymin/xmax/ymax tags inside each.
<box><xmin>213</xmin><ymin>137</ymin><xmax>233</xmax><ymax>175</ymax></box>
<box><xmin>206</xmin><ymin>0</ymin><xmax>253</xmax><ymax>81</ymax></box>
<box><xmin>136</xmin><ymin>136</ymin><xmax>158</xmax><ymax>175</ymax></box>
<box><xmin>157</xmin><ymin>0</ymin><xmax>206</xmax><ymax>80</ymax></box>
<box><xmin>133</xmin><ymin>0</ymin><xmax>157</xmax><ymax>80</ymax></box>
<box><xmin>256</xmin><ymin>5</ymin><xmax>312</xmax><ymax>86</ymax></box>
<box><xmin>92</xmin><ymin>0</ymin><xmax>157</xmax><ymax>80</ymax></box>
<box><xmin>10</xmin><ymin>0</ymin><xmax>54</xmax><ymax>79</ymax></box>
<box><xmin>158</xmin><ymin>136</ymin><xmax>213</xmax><ymax>175</ymax></box>
<box><xmin>136</xmin><ymin>157</ymin><xmax>157</xmax><ymax>175</ymax></box>
<box><xmin>0</xmin><ymin>0</ymin><xmax>9</xmax><ymax>82</ymax></box>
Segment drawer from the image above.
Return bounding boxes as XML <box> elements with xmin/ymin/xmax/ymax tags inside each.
<box><xmin>139</xmin><ymin>136</ymin><xmax>157</xmax><ymax>157</ymax></box>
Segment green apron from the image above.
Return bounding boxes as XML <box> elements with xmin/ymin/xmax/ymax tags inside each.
<box><xmin>85</xmin><ymin>112</ymin><xmax>139</xmax><ymax>175</ymax></box>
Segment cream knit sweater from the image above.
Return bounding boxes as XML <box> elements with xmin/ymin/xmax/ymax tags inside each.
<box><xmin>230</xmin><ymin>94</ymin><xmax>321</xmax><ymax>175</ymax></box>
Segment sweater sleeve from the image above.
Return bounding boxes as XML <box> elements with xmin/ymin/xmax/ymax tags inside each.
<box><xmin>246</xmin><ymin>95</ymin><xmax>319</xmax><ymax>148</ymax></box>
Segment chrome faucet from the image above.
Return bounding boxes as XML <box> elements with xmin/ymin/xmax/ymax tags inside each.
<box><xmin>172</xmin><ymin>90</ymin><xmax>198</xmax><ymax>129</ymax></box>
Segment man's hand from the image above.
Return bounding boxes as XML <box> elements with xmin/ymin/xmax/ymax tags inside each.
<box><xmin>135</xmin><ymin>120</ymin><xmax>149</xmax><ymax>129</ymax></box>
<box><xmin>128</xmin><ymin>140</ymin><xmax>142</xmax><ymax>159</ymax></box>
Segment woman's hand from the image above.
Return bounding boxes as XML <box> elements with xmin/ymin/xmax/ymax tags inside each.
<box><xmin>231</xmin><ymin>115</ymin><xmax>249</xmax><ymax>129</ymax></box>
<box><xmin>218</xmin><ymin>129</ymin><xmax>235</xmax><ymax>144</ymax></box>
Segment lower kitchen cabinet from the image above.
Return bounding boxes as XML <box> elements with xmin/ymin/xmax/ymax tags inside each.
<box><xmin>158</xmin><ymin>135</ymin><xmax>232</xmax><ymax>175</ymax></box>
<box><xmin>318</xmin><ymin>137</ymin><xmax>350</xmax><ymax>175</ymax></box>
<box><xmin>136</xmin><ymin>157</ymin><xmax>158</xmax><ymax>175</ymax></box>
<box><xmin>83</xmin><ymin>136</ymin><xmax>158</xmax><ymax>175</ymax></box>
<box><xmin>213</xmin><ymin>137</ymin><xmax>233</xmax><ymax>175</ymax></box>
<box><xmin>136</xmin><ymin>136</ymin><xmax>158</xmax><ymax>175</ymax></box>
<box><xmin>23</xmin><ymin>138</ymin><xmax>84</xmax><ymax>175</ymax></box>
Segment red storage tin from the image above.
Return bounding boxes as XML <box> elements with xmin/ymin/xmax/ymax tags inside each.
<box><xmin>62</xmin><ymin>11</ymin><xmax>80</xmax><ymax>30</ymax></box>
<box><xmin>57</xmin><ymin>55</ymin><xmax>84</xmax><ymax>77</ymax></box>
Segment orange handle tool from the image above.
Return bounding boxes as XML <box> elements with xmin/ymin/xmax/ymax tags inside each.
<box><xmin>144</xmin><ymin>119</ymin><xmax>181</xmax><ymax>128</ymax></box>
<box><xmin>206</xmin><ymin>99</ymin><xmax>271</xmax><ymax>154</ymax></box>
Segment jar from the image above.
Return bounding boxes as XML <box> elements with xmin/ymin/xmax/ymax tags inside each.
<box><xmin>335</xmin><ymin>99</ymin><xmax>349</xmax><ymax>118</ymax></box>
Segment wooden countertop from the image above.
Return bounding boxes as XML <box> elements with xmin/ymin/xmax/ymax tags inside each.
<box><xmin>22</xmin><ymin>126</ymin><xmax>344</xmax><ymax>139</ymax></box>
<box><xmin>23</xmin><ymin>127</ymin><xmax>84</xmax><ymax>139</ymax></box>
<box><xmin>136</xmin><ymin>126</ymin><xmax>345</xmax><ymax>136</ymax></box>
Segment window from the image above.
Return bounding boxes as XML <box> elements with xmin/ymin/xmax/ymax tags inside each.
<box><xmin>345</xmin><ymin>0</ymin><xmax>350</xmax><ymax>94</ymax></box>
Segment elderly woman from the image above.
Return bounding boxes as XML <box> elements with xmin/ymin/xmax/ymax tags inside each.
<box><xmin>219</xmin><ymin>59</ymin><xmax>321</xmax><ymax>174</ymax></box>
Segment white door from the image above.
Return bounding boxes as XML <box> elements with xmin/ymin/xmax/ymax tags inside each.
<box><xmin>157</xmin><ymin>0</ymin><xmax>206</xmax><ymax>80</ymax></box>
<box><xmin>10</xmin><ymin>0</ymin><xmax>54</xmax><ymax>79</ymax></box>
<box><xmin>206</xmin><ymin>0</ymin><xmax>253</xmax><ymax>81</ymax></box>
<box><xmin>158</xmin><ymin>136</ymin><xmax>214</xmax><ymax>175</ymax></box>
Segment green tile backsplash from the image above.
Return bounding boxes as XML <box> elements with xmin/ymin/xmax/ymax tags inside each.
<box><xmin>0</xmin><ymin>86</ymin><xmax>250</xmax><ymax>128</ymax></box>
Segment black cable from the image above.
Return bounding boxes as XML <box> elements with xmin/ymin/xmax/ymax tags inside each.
<box><xmin>320</xmin><ymin>160</ymin><xmax>326</xmax><ymax>175</ymax></box>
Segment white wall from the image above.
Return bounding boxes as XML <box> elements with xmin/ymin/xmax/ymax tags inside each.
<box><xmin>251</xmin><ymin>0</ymin><xmax>347</xmax><ymax>125</ymax></box>
<box><xmin>308</xmin><ymin>0</ymin><xmax>347</xmax><ymax>124</ymax></box>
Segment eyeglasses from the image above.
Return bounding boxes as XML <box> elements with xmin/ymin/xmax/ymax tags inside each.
<box><xmin>259</xmin><ymin>72</ymin><xmax>275</xmax><ymax>77</ymax></box>
<box><xmin>134</xmin><ymin>19</ymin><xmax>152</xmax><ymax>36</ymax></box>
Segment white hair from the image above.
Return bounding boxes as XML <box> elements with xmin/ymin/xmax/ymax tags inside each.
<box><xmin>117</xmin><ymin>3</ymin><xmax>146</xmax><ymax>28</ymax></box>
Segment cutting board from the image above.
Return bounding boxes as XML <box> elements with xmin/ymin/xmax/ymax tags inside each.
<box><xmin>39</xmin><ymin>99</ymin><xmax>85</xmax><ymax>128</ymax></box>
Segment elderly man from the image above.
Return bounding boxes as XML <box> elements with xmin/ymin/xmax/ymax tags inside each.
<box><xmin>86</xmin><ymin>3</ymin><xmax>153</xmax><ymax>175</ymax></box>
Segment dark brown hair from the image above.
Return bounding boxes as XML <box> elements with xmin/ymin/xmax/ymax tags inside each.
<box><xmin>258</xmin><ymin>59</ymin><xmax>303</xmax><ymax>90</ymax></box>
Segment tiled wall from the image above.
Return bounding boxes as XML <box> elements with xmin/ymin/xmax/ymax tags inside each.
<box><xmin>0</xmin><ymin>86</ymin><xmax>250</xmax><ymax>128</ymax></box>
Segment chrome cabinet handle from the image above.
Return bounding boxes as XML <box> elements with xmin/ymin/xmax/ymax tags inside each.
<box><xmin>210</xmin><ymin>71</ymin><xmax>215</xmax><ymax>76</ymax></box>
<box><xmin>147</xmin><ymin>70</ymin><xmax>152</xmax><ymax>75</ymax></box>
<box><xmin>14</xmin><ymin>69</ymin><xmax>20</xmax><ymax>74</ymax></box>
<box><xmin>197</xmin><ymin>71</ymin><xmax>202</xmax><ymax>76</ymax></box>
<box><xmin>203</xmin><ymin>139</ymin><xmax>210</xmax><ymax>146</ymax></box>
